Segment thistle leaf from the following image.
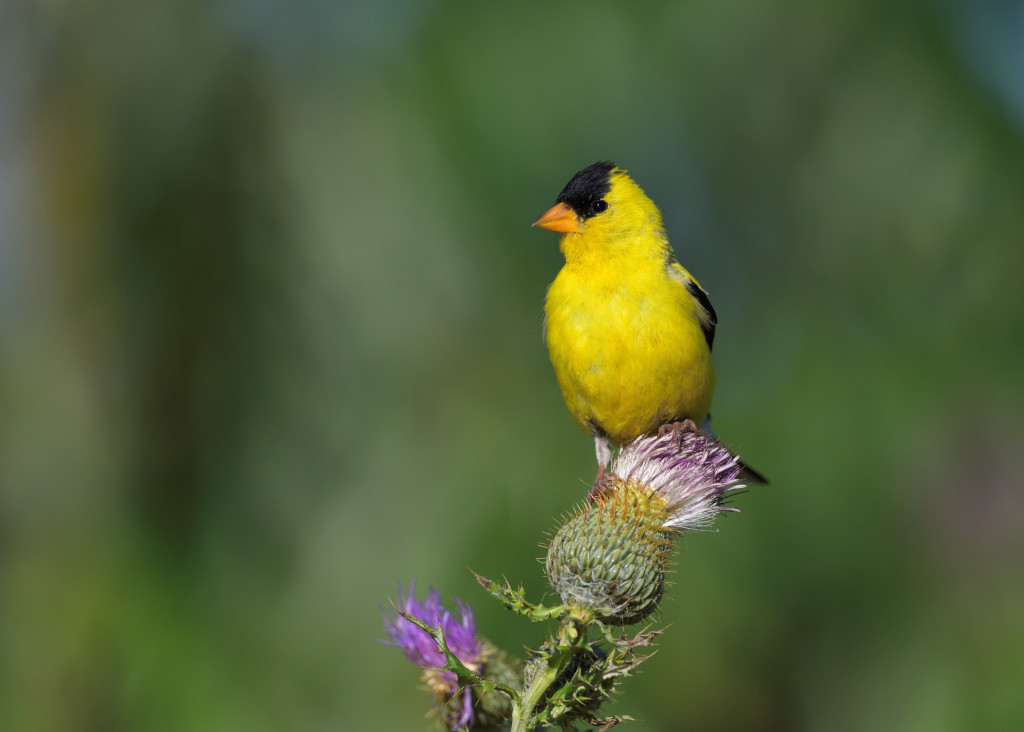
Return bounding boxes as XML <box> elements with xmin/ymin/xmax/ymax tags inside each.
<box><xmin>472</xmin><ymin>571</ymin><xmax>569</xmax><ymax>622</ymax></box>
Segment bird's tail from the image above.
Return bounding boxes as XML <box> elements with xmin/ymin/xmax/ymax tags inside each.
<box><xmin>737</xmin><ymin>460</ymin><xmax>770</xmax><ymax>485</ymax></box>
<box><xmin>699</xmin><ymin>415</ymin><xmax>769</xmax><ymax>485</ymax></box>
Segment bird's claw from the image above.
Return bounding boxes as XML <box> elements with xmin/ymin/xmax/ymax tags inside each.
<box><xmin>657</xmin><ymin>419</ymin><xmax>699</xmax><ymax>440</ymax></box>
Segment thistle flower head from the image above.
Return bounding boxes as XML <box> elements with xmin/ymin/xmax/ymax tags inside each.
<box><xmin>545</xmin><ymin>423</ymin><xmax>745</xmax><ymax>625</ymax></box>
<box><xmin>383</xmin><ymin>582</ymin><xmax>482</xmax><ymax>729</ymax></box>
<box><xmin>384</xmin><ymin>582</ymin><xmax>481</xmax><ymax>668</ymax></box>
<box><xmin>610</xmin><ymin>423</ymin><xmax>744</xmax><ymax>531</ymax></box>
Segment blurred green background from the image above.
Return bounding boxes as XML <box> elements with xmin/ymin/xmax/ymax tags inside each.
<box><xmin>2</xmin><ymin>1</ymin><xmax>1023</xmax><ymax>730</ymax></box>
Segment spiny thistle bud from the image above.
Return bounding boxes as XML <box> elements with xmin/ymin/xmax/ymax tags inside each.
<box><xmin>546</xmin><ymin>480</ymin><xmax>673</xmax><ymax>625</ymax></box>
<box><xmin>471</xmin><ymin>641</ymin><xmax>519</xmax><ymax>728</ymax></box>
<box><xmin>545</xmin><ymin>423</ymin><xmax>744</xmax><ymax>625</ymax></box>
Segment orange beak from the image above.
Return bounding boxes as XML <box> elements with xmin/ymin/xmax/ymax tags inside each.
<box><xmin>532</xmin><ymin>202</ymin><xmax>580</xmax><ymax>233</ymax></box>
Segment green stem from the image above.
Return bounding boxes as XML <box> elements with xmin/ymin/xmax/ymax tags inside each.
<box><xmin>510</xmin><ymin>655</ymin><xmax>562</xmax><ymax>732</ymax></box>
<box><xmin>510</xmin><ymin>618</ymin><xmax>587</xmax><ymax>731</ymax></box>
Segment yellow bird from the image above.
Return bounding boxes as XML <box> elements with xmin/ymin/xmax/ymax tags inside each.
<box><xmin>535</xmin><ymin>161</ymin><xmax>766</xmax><ymax>482</ymax></box>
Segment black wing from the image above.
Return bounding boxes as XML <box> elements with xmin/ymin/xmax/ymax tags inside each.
<box><xmin>667</xmin><ymin>260</ymin><xmax>717</xmax><ymax>350</ymax></box>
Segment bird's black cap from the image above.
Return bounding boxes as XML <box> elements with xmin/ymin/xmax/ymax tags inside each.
<box><xmin>556</xmin><ymin>161</ymin><xmax>616</xmax><ymax>219</ymax></box>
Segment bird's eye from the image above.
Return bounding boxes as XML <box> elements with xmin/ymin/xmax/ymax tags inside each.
<box><xmin>592</xmin><ymin>200</ymin><xmax>608</xmax><ymax>214</ymax></box>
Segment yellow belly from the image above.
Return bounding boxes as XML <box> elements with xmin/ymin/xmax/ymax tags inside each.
<box><xmin>545</xmin><ymin>265</ymin><xmax>714</xmax><ymax>445</ymax></box>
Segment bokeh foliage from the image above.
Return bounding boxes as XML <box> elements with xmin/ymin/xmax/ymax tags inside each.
<box><xmin>2</xmin><ymin>1</ymin><xmax>1022</xmax><ymax>730</ymax></box>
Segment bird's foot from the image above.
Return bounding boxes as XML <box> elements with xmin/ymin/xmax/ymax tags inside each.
<box><xmin>593</xmin><ymin>435</ymin><xmax>614</xmax><ymax>471</ymax></box>
<box><xmin>657</xmin><ymin>419</ymin><xmax>700</xmax><ymax>443</ymax></box>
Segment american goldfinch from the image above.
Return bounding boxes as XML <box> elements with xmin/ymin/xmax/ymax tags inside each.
<box><xmin>534</xmin><ymin>161</ymin><xmax>766</xmax><ymax>482</ymax></box>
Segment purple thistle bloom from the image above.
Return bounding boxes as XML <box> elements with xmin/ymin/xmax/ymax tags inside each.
<box><xmin>383</xmin><ymin>582</ymin><xmax>481</xmax><ymax>729</ymax></box>
<box><xmin>610</xmin><ymin>423</ymin><xmax>744</xmax><ymax>531</ymax></box>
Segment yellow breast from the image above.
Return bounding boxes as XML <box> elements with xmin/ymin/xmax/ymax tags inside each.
<box><xmin>544</xmin><ymin>258</ymin><xmax>715</xmax><ymax>445</ymax></box>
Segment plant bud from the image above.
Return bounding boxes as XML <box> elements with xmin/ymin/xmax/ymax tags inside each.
<box><xmin>546</xmin><ymin>479</ymin><xmax>674</xmax><ymax>625</ymax></box>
